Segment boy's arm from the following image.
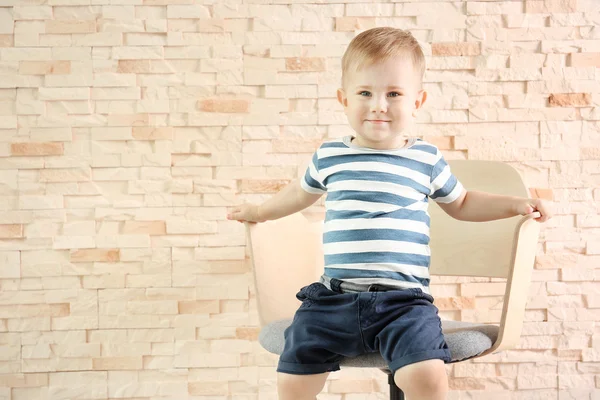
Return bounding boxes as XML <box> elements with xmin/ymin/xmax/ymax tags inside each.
<box><xmin>227</xmin><ymin>179</ymin><xmax>323</xmax><ymax>223</ymax></box>
<box><xmin>438</xmin><ymin>189</ymin><xmax>553</xmax><ymax>223</ymax></box>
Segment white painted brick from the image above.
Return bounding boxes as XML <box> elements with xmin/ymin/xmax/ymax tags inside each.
<box><xmin>167</xmin><ymin>5</ymin><xmax>210</xmax><ymax>19</ymax></box>
<box><xmin>145</xmin><ymin>20</ymin><xmax>166</xmax><ymax>33</ymax></box>
<box><xmin>14</xmin><ymin>6</ymin><xmax>53</xmax><ymax>20</ymax></box>
<box><xmin>0</xmin><ymin>8</ymin><xmax>13</xmax><ymax>34</ymax></box>
<box><xmin>38</xmin><ymin>87</ymin><xmax>89</xmax><ymax>101</ymax></box>
<box><xmin>347</xmin><ymin>3</ymin><xmax>394</xmax><ymax>17</ymax></box>
<box><xmin>102</xmin><ymin>5</ymin><xmax>134</xmax><ymax>20</ymax></box>
<box><xmin>2</xmin><ymin>48</ymin><xmax>52</xmax><ymax>61</ymax></box>
<box><xmin>112</xmin><ymin>46</ymin><xmax>163</xmax><ymax>60</ymax></box>
<box><xmin>71</xmin><ymin>32</ymin><xmax>122</xmax><ymax>47</ymax></box>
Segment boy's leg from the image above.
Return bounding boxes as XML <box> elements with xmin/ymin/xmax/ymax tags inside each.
<box><xmin>393</xmin><ymin>359</ymin><xmax>448</xmax><ymax>400</ymax></box>
<box><xmin>277</xmin><ymin>371</ymin><xmax>330</xmax><ymax>400</ymax></box>
<box><xmin>364</xmin><ymin>288</ymin><xmax>451</xmax><ymax>399</ymax></box>
<box><xmin>276</xmin><ymin>282</ymin><xmax>364</xmax><ymax>398</ymax></box>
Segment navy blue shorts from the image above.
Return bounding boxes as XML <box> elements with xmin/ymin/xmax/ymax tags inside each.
<box><xmin>277</xmin><ymin>281</ymin><xmax>451</xmax><ymax>375</ymax></box>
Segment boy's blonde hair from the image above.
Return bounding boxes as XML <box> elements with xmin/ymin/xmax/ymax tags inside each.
<box><xmin>341</xmin><ymin>27</ymin><xmax>425</xmax><ymax>89</ymax></box>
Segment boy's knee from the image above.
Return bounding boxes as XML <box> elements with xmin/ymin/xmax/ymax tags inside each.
<box><xmin>277</xmin><ymin>372</ymin><xmax>329</xmax><ymax>399</ymax></box>
<box><xmin>394</xmin><ymin>359</ymin><xmax>448</xmax><ymax>397</ymax></box>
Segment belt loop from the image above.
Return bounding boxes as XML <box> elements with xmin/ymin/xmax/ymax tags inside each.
<box><xmin>368</xmin><ymin>284</ymin><xmax>386</xmax><ymax>292</ymax></box>
<box><xmin>330</xmin><ymin>278</ymin><xmax>343</xmax><ymax>293</ymax></box>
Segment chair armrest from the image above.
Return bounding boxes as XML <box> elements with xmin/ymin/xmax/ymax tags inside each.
<box><xmin>481</xmin><ymin>212</ymin><xmax>541</xmax><ymax>355</ymax></box>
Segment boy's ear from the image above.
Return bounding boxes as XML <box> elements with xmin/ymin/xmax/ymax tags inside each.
<box><xmin>337</xmin><ymin>88</ymin><xmax>347</xmax><ymax>107</ymax></box>
<box><xmin>412</xmin><ymin>89</ymin><xmax>428</xmax><ymax>117</ymax></box>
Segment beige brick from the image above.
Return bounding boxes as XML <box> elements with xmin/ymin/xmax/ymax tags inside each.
<box><xmin>0</xmin><ymin>224</ymin><xmax>22</xmax><ymax>239</ymax></box>
<box><xmin>286</xmin><ymin>57</ymin><xmax>325</xmax><ymax>72</ymax></box>
<box><xmin>116</xmin><ymin>59</ymin><xmax>150</xmax><ymax>73</ymax></box>
<box><xmin>235</xmin><ymin>327</ymin><xmax>260</xmax><ymax>341</ymax></box>
<box><xmin>11</xmin><ymin>142</ymin><xmax>64</xmax><ymax>156</ymax></box>
<box><xmin>549</xmin><ymin>93</ymin><xmax>592</xmax><ymax>107</ymax></box>
<box><xmin>0</xmin><ymin>35</ymin><xmax>12</xmax><ymax>47</ymax></box>
<box><xmin>529</xmin><ymin>188</ymin><xmax>554</xmax><ymax>200</ymax></box>
<box><xmin>93</xmin><ymin>357</ymin><xmax>142</xmax><ymax>370</ymax></box>
<box><xmin>70</xmin><ymin>249</ymin><xmax>120</xmax><ymax>263</ymax></box>
<box><xmin>198</xmin><ymin>98</ymin><xmax>250</xmax><ymax>113</ymax></box>
<box><xmin>39</xmin><ymin>169</ymin><xmax>90</xmax><ymax>184</ymax></box>
<box><xmin>19</xmin><ymin>61</ymin><xmax>70</xmax><ymax>75</ymax></box>
<box><xmin>0</xmin><ymin>304</ymin><xmax>69</xmax><ymax>319</ymax></box>
<box><xmin>424</xmin><ymin>136</ymin><xmax>454</xmax><ymax>150</ymax></box>
<box><xmin>240</xmin><ymin>179</ymin><xmax>287</xmax><ymax>194</ymax></box>
<box><xmin>432</xmin><ymin>42</ymin><xmax>480</xmax><ymax>56</ymax></box>
<box><xmin>581</xmin><ymin>148</ymin><xmax>600</xmax><ymax>160</ymax></box>
<box><xmin>434</xmin><ymin>297</ymin><xmax>476</xmax><ymax>310</ymax></box>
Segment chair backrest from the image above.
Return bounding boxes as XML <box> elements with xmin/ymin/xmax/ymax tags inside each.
<box><xmin>429</xmin><ymin>160</ymin><xmax>530</xmax><ymax>278</ymax></box>
<box><xmin>247</xmin><ymin>212</ymin><xmax>323</xmax><ymax>326</ymax></box>
<box><xmin>247</xmin><ymin>160</ymin><xmax>535</xmax><ymax>326</ymax></box>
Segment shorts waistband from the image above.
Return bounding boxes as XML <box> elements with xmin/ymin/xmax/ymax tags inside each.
<box><xmin>318</xmin><ymin>275</ymin><xmax>396</xmax><ymax>293</ymax></box>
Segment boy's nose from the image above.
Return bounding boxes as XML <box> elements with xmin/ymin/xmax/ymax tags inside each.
<box><xmin>370</xmin><ymin>97</ymin><xmax>387</xmax><ymax>113</ymax></box>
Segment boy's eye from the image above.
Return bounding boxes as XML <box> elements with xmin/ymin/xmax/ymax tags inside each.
<box><xmin>357</xmin><ymin>91</ymin><xmax>403</xmax><ymax>97</ymax></box>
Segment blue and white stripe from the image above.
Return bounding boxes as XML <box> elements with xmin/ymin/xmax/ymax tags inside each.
<box><xmin>301</xmin><ymin>136</ymin><xmax>464</xmax><ymax>293</ymax></box>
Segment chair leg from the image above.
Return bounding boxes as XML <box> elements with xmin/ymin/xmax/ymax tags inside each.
<box><xmin>387</xmin><ymin>371</ymin><xmax>405</xmax><ymax>400</ymax></box>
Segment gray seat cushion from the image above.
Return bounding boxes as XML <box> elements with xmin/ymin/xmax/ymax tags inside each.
<box><xmin>259</xmin><ymin>319</ymin><xmax>498</xmax><ymax>369</ymax></box>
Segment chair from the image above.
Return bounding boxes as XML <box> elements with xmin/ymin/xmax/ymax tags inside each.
<box><xmin>246</xmin><ymin>160</ymin><xmax>541</xmax><ymax>399</ymax></box>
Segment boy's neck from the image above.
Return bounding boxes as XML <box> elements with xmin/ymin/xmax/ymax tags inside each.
<box><xmin>350</xmin><ymin>136</ymin><xmax>409</xmax><ymax>150</ymax></box>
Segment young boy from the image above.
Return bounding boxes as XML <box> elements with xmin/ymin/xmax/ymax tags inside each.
<box><xmin>228</xmin><ymin>27</ymin><xmax>553</xmax><ymax>400</ymax></box>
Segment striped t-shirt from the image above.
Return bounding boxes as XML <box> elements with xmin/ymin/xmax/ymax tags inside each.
<box><xmin>301</xmin><ymin>136</ymin><xmax>464</xmax><ymax>294</ymax></box>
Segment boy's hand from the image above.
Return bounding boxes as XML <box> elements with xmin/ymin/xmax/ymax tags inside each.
<box><xmin>515</xmin><ymin>198</ymin><xmax>553</xmax><ymax>223</ymax></box>
<box><xmin>227</xmin><ymin>204</ymin><xmax>265</xmax><ymax>223</ymax></box>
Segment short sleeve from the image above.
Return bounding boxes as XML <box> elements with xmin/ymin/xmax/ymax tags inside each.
<box><xmin>300</xmin><ymin>150</ymin><xmax>327</xmax><ymax>194</ymax></box>
<box><xmin>429</xmin><ymin>149</ymin><xmax>464</xmax><ymax>204</ymax></box>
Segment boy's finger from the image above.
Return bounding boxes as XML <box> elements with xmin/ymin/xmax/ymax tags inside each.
<box><xmin>227</xmin><ymin>209</ymin><xmax>240</xmax><ymax>220</ymax></box>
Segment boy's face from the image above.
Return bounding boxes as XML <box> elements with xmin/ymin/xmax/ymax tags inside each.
<box><xmin>337</xmin><ymin>57</ymin><xmax>427</xmax><ymax>150</ymax></box>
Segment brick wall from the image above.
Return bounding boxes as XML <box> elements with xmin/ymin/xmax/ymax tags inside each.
<box><xmin>0</xmin><ymin>0</ymin><xmax>599</xmax><ymax>399</ymax></box>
